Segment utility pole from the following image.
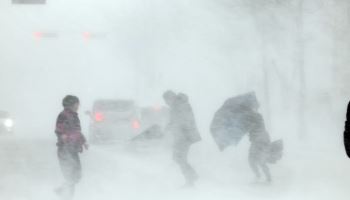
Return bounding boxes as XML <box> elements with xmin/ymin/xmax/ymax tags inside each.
<box><xmin>296</xmin><ymin>0</ymin><xmax>307</xmax><ymax>139</ymax></box>
<box><xmin>247</xmin><ymin>1</ymin><xmax>272</xmax><ymax>129</ymax></box>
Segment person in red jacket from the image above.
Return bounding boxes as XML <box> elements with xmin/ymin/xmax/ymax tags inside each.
<box><xmin>55</xmin><ymin>95</ymin><xmax>88</xmax><ymax>199</ymax></box>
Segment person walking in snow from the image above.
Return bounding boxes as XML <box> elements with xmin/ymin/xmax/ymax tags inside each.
<box><xmin>210</xmin><ymin>93</ymin><xmax>283</xmax><ymax>183</ymax></box>
<box><xmin>55</xmin><ymin>95</ymin><xmax>88</xmax><ymax>199</ymax></box>
<box><xmin>246</xmin><ymin>111</ymin><xmax>272</xmax><ymax>183</ymax></box>
<box><xmin>163</xmin><ymin>90</ymin><xmax>201</xmax><ymax>187</ymax></box>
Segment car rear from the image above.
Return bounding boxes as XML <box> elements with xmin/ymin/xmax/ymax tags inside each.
<box><xmin>140</xmin><ymin>106</ymin><xmax>169</xmax><ymax>131</ymax></box>
<box><xmin>89</xmin><ymin>100</ymin><xmax>141</xmax><ymax>143</ymax></box>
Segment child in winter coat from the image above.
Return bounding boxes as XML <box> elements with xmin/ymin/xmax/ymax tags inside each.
<box><xmin>55</xmin><ymin>95</ymin><xmax>88</xmax><ymax>199</ymax></box>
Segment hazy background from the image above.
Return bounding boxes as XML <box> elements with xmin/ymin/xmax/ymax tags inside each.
<box><xmin>0</xmin><ymin>0</ymin><xmax>349</xmax><ymax>199</ymax></box>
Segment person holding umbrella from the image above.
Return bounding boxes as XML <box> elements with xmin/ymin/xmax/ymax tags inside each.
<box><xmin>211</xmin><ymin>92</ymin><xmax>283</xmax><ymax>183</ymax></box>
<box><xmin>246</xmin><ymin>110</ymin><xmax>272</xmax><ymax>182</ymax></box>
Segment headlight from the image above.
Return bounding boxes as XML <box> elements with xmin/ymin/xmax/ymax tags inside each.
<box><xmin>4</xmin><ymin>119</ymin><xmax>14</xmax><ymax>128</ymax></box>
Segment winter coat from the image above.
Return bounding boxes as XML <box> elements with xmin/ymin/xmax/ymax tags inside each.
<box><xmin>55</xmin><ymin>108</ymin><xmax>86</xmax><ymax>151</ymax></box>
<box><xmin>247</xmin><ymin>112</ymin><xmax>271</xmax><ymax>145</ymax></box>
<box><xmin>247</xmin><ymin>111</ymin><xmax>275</xmax><ymax>164</ymax></box>
<box><xmin>167</xmin><ymin>93</ymin><xmax>201</xmax><ymax>145</ymax></box>
<box><xmin>344</xmin><ymin>102</ymin><xmax>350</xmax><ymax>158</ymax></box>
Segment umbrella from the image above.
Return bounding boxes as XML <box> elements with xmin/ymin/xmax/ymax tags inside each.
<box><xmin>210</xmin><ymin>92</ymin><xmax>259</xmax><ymax>151</ymax></box>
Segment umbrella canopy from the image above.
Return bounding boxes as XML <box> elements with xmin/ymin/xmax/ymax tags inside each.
<box><xmin>210</xmin><ymin>92</ymin><xmax>259</xmax><ymax>151</ymax></box>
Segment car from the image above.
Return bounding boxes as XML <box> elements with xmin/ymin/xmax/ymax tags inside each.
<box><xmin>127</xmin><ymin>106</ymin><xmax>170</xmax><ymax>152</ymax></box>
<box><xmin>139</xmin><ymin>106</ymin><xmax>169</xmax><ymax>132</ymax></box>
<box><xmin>0</xmin><ymin>111</ymin><xmax>14</xmax><ymax>134</ymax></box>
<box><xmin>130</xmin><ymin>105</ymin><xmax>170</xmax><ymax>142</ymax></box>
<box><xmin>87</xmin><ymin>99</ymin><xmax>141</xmax><ymax>143</ymax></box>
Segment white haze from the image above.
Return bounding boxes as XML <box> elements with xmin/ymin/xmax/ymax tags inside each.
<box><xmin>0</xmin><ymin>0</ymin><xmax>349</xmax><ymax>199</ymax></box>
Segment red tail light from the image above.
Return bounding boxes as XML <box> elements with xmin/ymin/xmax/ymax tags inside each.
<box><xmin>34</xmin><ymin>32</ymin><xmax>43</xmax><ymax>40</ymax></box>
<box><xmin>132</xmin><ymin>120</ymin><xmax>140</xmax><ymax>130</ymax></box>
<box><xmin>94</xmin><ymin>112</ymin><xmax>104</xmax><ymax>122</ymax></box>
<box><xmin>83</xmin><ymin>32</ymin><xmax>91</xmax><ymax>40</ymax></box>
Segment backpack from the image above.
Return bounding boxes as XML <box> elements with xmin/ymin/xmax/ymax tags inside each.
<box><xmin>267</xmin><ymin>139</ymin><xmax>284</xmax><ymax>164</ymax></box>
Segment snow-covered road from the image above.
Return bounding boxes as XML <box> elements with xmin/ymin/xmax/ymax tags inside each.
<box><xmin>0</xmin><ymin>134</ymin><xmax>349</xmax><ymax>200</ymax></box>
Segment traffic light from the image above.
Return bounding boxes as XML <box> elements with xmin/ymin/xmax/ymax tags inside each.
<box><xmin>33</xmin><ymin>32</ymin><xmax>58</xmax><ymax>40</ymax></box>
<box><xmin>12</xmin><ymin>0</ymin><xmax>46</xmax><ymax>4</ymax></box>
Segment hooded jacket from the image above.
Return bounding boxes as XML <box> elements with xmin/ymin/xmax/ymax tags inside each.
<box><xmin>247</xmin><ymin>112</ymin><xmax>271</xmax><ymax>145</ymax></box>
<box><xmin>167</xmin><ymin>93</ymin><xmax>201</xmax><ymax>145</ymax></box>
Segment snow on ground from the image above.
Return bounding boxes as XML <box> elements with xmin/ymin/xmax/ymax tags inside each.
<box><xmin>0</xmin><ymin>132</ymin><xmax>349</xmax><ymax>200</ymax></box>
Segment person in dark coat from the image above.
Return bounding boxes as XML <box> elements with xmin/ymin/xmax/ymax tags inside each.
<box><xmin>234</xmin><ymin>97</ymin><xmax>272</xmax><ymax>183</ymax></box>
<box><xmin>211</xmin><ymin>93</ymin><xmax>282</xmax><ymax>183</ymax></box>
<box><xmin>163</xmin><ymin>91</ymin><xmax>201</xmax><ymax>187</ymax></box>
<box><xmin>246</xmin><ymin>111</ymin><xmax>272</xmax><ymax>183</ymax></box>
<box><xmin>55</xmin><ymin>95</ymin><xmax>88</xmax><ymax>199</ymax></box>
<box><xmin>344</xmin><ymin>102</ymin><xmax>350</xmax><ymax>157</ymax></box>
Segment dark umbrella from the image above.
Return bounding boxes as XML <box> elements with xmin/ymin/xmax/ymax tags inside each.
<box><xmin>210</xmin><ymin>92</ymin><xmax>259</xmax><ymax>151</ymax></box>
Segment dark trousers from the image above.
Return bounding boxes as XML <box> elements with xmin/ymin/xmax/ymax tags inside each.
<box><xmin>249</xmin><ymin>142</ymin><xmax>271</xmax><ymax>182</ymax></box>
<box><xmin>173</xmin><ymin>142</ymin><xmax>198</xmax><ymax>184</ymax></box>
<box><xmin>57</xmin><ymin>146</ymin><xmax>82</xmax><ymax>198</ymax></box>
